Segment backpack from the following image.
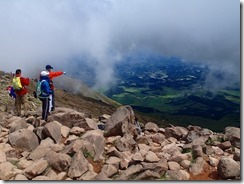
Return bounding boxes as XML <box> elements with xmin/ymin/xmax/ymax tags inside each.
<box><xmin>12</xmin><ymin>77</ymin><xmax>22</xmax><ymax>91</ymax></box>
<box><xmin>35</xmin><ymin>80</ymin><xmax>44</xmax><ymax>98</ymax></box>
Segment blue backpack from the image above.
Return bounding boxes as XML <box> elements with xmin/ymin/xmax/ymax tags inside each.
<box><xmin>35</xmin><ymin>80</ymin><xmax>45</xmax><ymax>98</ymax></box>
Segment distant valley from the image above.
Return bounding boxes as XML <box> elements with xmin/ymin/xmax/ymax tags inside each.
<box><xmin>70</xmin><ymin>54</ymin><xmax>240</xmax><ymax>132</ymax></box>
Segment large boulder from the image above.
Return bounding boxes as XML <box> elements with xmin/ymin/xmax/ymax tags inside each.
<box><xmin>104</xmin><ymin>105</ymin><xmax>137</xmax><ymax>138</ymax></box>
<box><xmin>165</xmin><ymin>126</ymin><xmax>188</xmax><ymax>139</ymax></box>
<box><xmin>67</xmin><ymin>151</ymin><xmax>89</xmax><ymax>179</ymax></box>
<box><xmin>8</xmin><ymin>129</ymin><xmax>39</xmax><ymax>152</ymax></box>
<box><xmin>82</xmin><ymin>130</ymin><xmax>105</xmax><ymax>161</ymax></box>
<box><xmin>224</xmin><ymin>127</ymin><xmax>240</xmax><ymax>148</ymax></box>
<box><xmin>42</xmin><ymin>121</ymin><xmax>61</xmax><ymax>143</ymax></box>
<box><xmin>217</xmin><ymin>157</ymin><xmax>240</xmax><ymax>179</ymax></box>
<box><xmin>49</xmin><ymin>110</ymin><xmax>87</xmax><ymax>128</ymax></box>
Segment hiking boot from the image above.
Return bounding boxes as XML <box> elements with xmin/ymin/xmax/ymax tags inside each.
<box><xmin>51</xmin><ymin>107</ymin><xmax>55</xmax><ymax>111</ymax></box>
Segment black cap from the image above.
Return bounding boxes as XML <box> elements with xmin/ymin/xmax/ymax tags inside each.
<box><xmin>46</xmin><ymin>65</ymin><xmax>53</xmax><ymax>70</ymax></box>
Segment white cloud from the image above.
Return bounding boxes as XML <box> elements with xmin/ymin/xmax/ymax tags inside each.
<box><xmin>0</xmin><ymin>0</ymin><xmax>240</xmax><ymax>89</ymax></box>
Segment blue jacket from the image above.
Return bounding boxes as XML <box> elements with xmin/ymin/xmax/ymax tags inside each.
<box><xmin>39</xmin><ymin>76</ymin><xmax>53</xmax><ymax>98</ymax></box>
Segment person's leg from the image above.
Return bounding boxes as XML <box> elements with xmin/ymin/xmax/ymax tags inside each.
<box><xmin>43</xmin><ymin>98</ymin><xmax>50</xmax><ymax>121</ymax></box>
<box><xmin>41</xmin><ymin>99</ymin><xmax>45</xmax><ymax>120</ymax></box>
<box><xmin>21</xmin><ymin>95</ymin><xmax>28</xmax><ymax>116</ymax></box>
<box><xmin>15</xmin><ymin>95</ymin><xmax>21</xmax><ymax>116</ymax></box>
<box><xmin>49</xmin><ymin>94</ymin><xmax>52</xmax><ymax>112</ymax></box>
<box><xmin>51</xmin><ymin>90</ymin><xmax>55</xmax><ymax>111</ymax></box>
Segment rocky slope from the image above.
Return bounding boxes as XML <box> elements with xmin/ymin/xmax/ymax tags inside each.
<box><xmin>0</xmin><ymin>71</ymin><xmax>240</xmax><ymax>181</ymax></box>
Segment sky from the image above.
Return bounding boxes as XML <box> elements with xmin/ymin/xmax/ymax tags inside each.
<box><xmin>0</xmin><ymin>0</ymin><xmax>240</xmax><ymax>90</ymax></box>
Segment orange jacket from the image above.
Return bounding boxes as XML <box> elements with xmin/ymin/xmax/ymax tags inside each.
<box><xmin>14</xmin><ymin>74</ymin><xmax>30</xmax><ymax>96</ymax></box>
<box><xmin>49</xmin><ymin>71</ymin><xmax>64</xmax><ymax>90</ymax></box>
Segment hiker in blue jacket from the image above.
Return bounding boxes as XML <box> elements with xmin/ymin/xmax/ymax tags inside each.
<box><xmin>39</xmin><ymin>71</ymin><xmax>53</xmax><ymax>122</ymax></box>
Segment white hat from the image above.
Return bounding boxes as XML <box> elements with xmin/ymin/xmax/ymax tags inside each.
<box><xmin>40</xmin><ymin>71</ymin><xmax>49</xmax><ymax>76</ymax></box>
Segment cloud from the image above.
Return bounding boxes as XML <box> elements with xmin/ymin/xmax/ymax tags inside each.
<box><xmin>0</xmin><ymin>0</ymin><xmax>240</xmax><ymax>89</ymax></box>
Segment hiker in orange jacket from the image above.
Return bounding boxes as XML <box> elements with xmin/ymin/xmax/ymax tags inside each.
<box><xmin>13</xmin><ymin>69</ymin><xmax>30</xmax><ymax>116</ymax></box>
<box><xmin>45</xmin><ymin>65</ymin><xmax>65</xmax><ymax>111</ymax></box>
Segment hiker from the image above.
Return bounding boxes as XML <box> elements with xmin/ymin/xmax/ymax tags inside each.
<box><xmin>38</xmin><ymin>71</ymin><xmax>53</xmax><ymax>122</ymax></box>
<box><xmin>6</xmin><ymin>86</ymin><xmax>16</xmax><ymax>99</ymax></box>
<box><xmin>45</xmin><ymin>65</ymin><xmax>65</xmax><ymax>112</ymax></box>
<box><xmin>12</xmin><ymin>69</ymin><xmax>30</xmax><ymax>117</ymax></box>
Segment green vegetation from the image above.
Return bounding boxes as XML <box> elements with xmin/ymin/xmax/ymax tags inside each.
<box><xmin>103</xmin><ymin>85</ymin><xmax>240</xmax><ymax>132</ymax></box>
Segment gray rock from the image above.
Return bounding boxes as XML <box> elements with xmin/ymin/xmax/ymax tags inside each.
<box><xmin>82</xmin><ymin>129</ymin><xmax>105</xmax><ymax>161</ymax></box>
<box><xmin>224</xmin><ymin>127</ymin><xmax>240</xmax><ymax>148</ymax></box>
<box><xmin>105</xmin><ymin>105</ymin><xmax>137</xmax><ymax>137</ymax></box>
<box><xmin>217</xmin><ymin>157</ymin><xmax>240</xmax><ymax>179</ymax></box>
<box><xmin>165</xmin><ymin>126</ymin><xmax>188</xmax><ymax>139</ymax></box>
<box><xmin>42</xmin><ymin>121</ymin><xmax>61</xmax><ymax>143</ymax></box>
<box><xmin>46</xmin><ymin>151</ymin><xmax>71</xmax><ymax>172</ymax></box>
<box><xmin>101</xmin><ymin>164</ymin><xmax>118</xmax><ymax>178</ymax></box>
<box><xmin>144</xmin><ymin>122</ymin><xmax>159</xmax><ymax>133</ymax></box>
<box><xmin>74</xmin><ymin>118</ymin><xmax>98</xmax><ymax>130</ymax></box>
<box><xmin>116</xmin><ymin>164</ymin><xmax>143</xmax><ymax>180</ymax></box>
<box><xmin>189</xmin><ymin>157</ymin><xmax>206</xmax><ymax>175</ymax></box>
<box><xmin>8</xmin><ymin>129</ymin><xmax>39</xmax><ymax>152</ymax></box>
<box><xmin>67</xmin><ymin>151</ymin><xmax>89</xmax><ymax>179</ymax></box>
<box><xmin>134</xmin><ymin>170</ymin><xmax>160</xmax><ymax>180</ymax></box>
<box><xmin>23</xmin><ymin>158</ymin><xmax>48</xmax><ymax>179</ymax></box>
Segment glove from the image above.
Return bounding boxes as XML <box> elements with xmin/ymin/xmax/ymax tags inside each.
<box><xmin>63</xmin><ymin>72</ymin><xmax>66</xmax><ymax>75</ymax></box>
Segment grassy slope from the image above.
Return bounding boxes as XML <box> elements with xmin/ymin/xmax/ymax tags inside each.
<box><xmin>107</xmin><ymin>85</ymin><xmax>240</xmax><ymax>132</ymax></box>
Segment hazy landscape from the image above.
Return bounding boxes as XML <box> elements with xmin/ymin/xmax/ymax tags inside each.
<box><xmin>70</xmin><ymin>54</ymin><xmax>240</xmax><ymax>132</ymax></box>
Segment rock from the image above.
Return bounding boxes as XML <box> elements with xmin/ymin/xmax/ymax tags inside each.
<box><xmin>144</xmin><ymin>122</ymin><xmax>159</xmax><ymax>133</ymax></box>
<box><xmin>0</xmin><ymin>162</ymin><xmax>17</xmax><ymax>180</ymax></box>
<box><xmin>116</xmin><ymin>164</ymin><xmax>143</xmax><ymax>180</ymax></box>
<box><xmin>67</xmin><ymin>151</ymin><xmax>89</xmax><ymax>179</ymax></box>
<box><xmin>168</xmin><ymin>161</ymin><xmax>181</xmax><ymax>171</ymax></box>
<box><xmin>217</xmin><ymin>141</ymin><xmax>232</xmax><ymax>150</ymax></box>
<box><xmin>94</xmin><ymin>171</ymin><xmax>112</xmax><ymax>180</ymax></box>
<box><xmin>233</xmin><ymin>151</ymin><xmax>240</xmax><ymax>161</ymax></box>
<box><xmin>167</xmin><ymin>170</ymin><xmax>190</xmax><ymax>180</ymax></box>
<box><xmin>74</xmin><ymin>118</ymin><xmax>98</xmax><ymax>131</ymax></box>
<box><xmin>106</xmin><ymin>157</ymin><xmax>122</xmax><ymax>169</ymax></box>
<box><xmin>185</xmin><ymin>131</ymin><xmax>200</xmax><ymax>143</ymax></box>
<box><xmin>132</xmin><ymin>152</ymin><xmax>144</xmax><ymax>162</ymax></box>
<box><xmin>16</xmin><ymin>159</ymin><xmax>33</xmax><ymax>169</ymax></box>
<box><xmin>79</xmin><ymin>170</ymin><xmax>97</xmax><ymax>180</ymax></box>
<box><xmin>8</xmin><ymin>129</ymin><xmax>39</xmax><ymax>152</ymax></box>
<box><xmin>165</xmin><ymin>126</ymin><xmax>188</xmax><ymax>139</ymax></box>
<box><xmin>82</xmin><ymin>130</ymin><xmax>105</xmax><ymax>161</ymax></box>
<box><xmin>42</xmin><ymin>121</ymin><xmax>62</xmax><ymax>143</ymax></box>
<box><xmin>217</xmin><ymin>157</ymin><xmax>240</xmax><ymax>179</ymax></box>
<box><xmin>104</xmin><ymin>105</ymin><xmax>137</xmax><ymax>137</ymax></box>
<box><xmin>46</xmin><ymin>151</ymin><xmax>71</xmax><ymax>172</ymax></box>
<box><xmin>209</xmin><ymin>156</ymin><xmax>219</xmax><ymax>167</ymax></box>
<box><xmin>0</xmin><ymin>151</ymin><xmax>6</xmax><ymax>163</ymax></box>
<box><xmin>189</xmin><ymin>157</ymin><xmax>206</xmax><ymax>175</ymax></box>
<box><xmin>14</xmin><ymin>174</ymin><xmax>28</xmax><ymax>180</ymax></box>
<box><xmin>69</xmin><ymin>127</ymin><xmax>85</xmax><ymax>135</ymax></box>
<box><xmin>23</xmin><ymin>158</ymin><xmax>49</xmax><ymax>179</ymax></box>
<box><xmin>61</xmin><ymin>126</ymin><xmax>70</xmax><ymax>138</ymax></box>
<box><xmin>50</xmin><ymin>111</ymin><xmax>87</xmax><ymax>128</ymax></box>
<box><xmin>9</xmin><ymin>119</ymin><xmax>28</xmax><ymax>133</ymax></box>
<box><xmin>224</xmin><ymin>127</ymin><xmax>240</xmax><ymax>148</ymax></box>
<box><xmin>114</xmin><ymin>136</ymin><xmax>136</xmax><ymax>152</ymax></box>
<box><xmin>101</xmin><ymin>164</ymin><xmax>118</xmax><ymax>178</ymax></box>
<box><xmin>28</xmin><ymin>145</ymin><xmax>51</xmax><ymax>161</ymax></box>
<box><xmin>44</xmin><ymin>168</ymin><xmax>58</xmax><ymax>180</ymax></box>
<box><xmin>134</xmin><ymin>170</ymin><xmax>160</xmax><ymax>180</ymax></box>
<box><xmin>141</xmin><ymin>159</ymin><xmax>168</xmax><ymax>174</ymax></box>
<box><xmin>145</xmin><ymin>151</ymin><xmax>160</xmax><ymax>162</ymax></box>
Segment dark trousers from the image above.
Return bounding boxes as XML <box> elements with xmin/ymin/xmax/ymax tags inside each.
<box><xmin>40</xmin><ymin>98</ymin><xmax>50</xmax><ymax>121</ymax></box>
<box><xmin>51</xmin><ymin>91</ymin><xmax>55</xmax><ymax>111</ymax></box>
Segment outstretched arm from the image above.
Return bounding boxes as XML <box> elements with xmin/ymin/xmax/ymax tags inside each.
<box><xmin>49</xmin><ymin>71</ymin><xmax>64</xmax><ymax>79</ymax></box>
